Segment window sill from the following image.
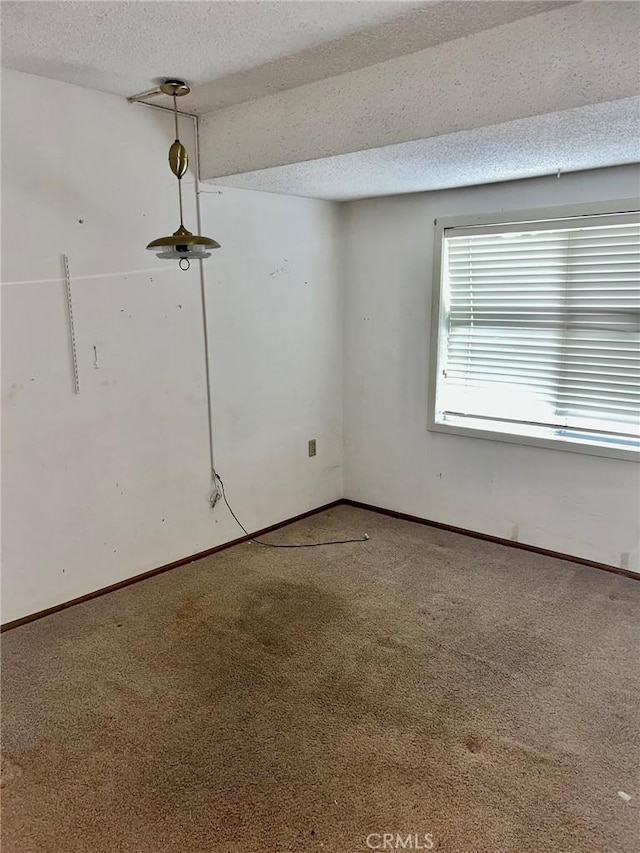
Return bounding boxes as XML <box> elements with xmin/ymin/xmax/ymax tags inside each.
<box><xmin>428</xmin><ymin>415</ymin><xmax>640</xmax><ymax>462</ymax></box>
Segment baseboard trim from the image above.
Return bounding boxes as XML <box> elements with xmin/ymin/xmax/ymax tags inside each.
<box><xmin>3</xmin><ymin>496</ymin><xmax>636</xmax><ymax>632</ymax></box>
<box><xmin>342</xmin><ymin>499</ymin><xmax>639</xmax><ymax>581</ymax></box>
<box><xmin>0</xmin><ymin>499</ymin><xmax>343</xmax><ymax>633</ymax></box>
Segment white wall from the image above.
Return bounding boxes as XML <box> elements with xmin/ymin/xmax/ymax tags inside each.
<box><xmin>343</xmin><ymin>166</ymin><xmax>640</xmax><ymax>572</ymax></box>
<box><xmin>198</xmin><ymin>185</ymin><xmax>345</xmax><ymax>529</ymax></box>
<box><xmin>1</xmin><ymin>69</ymin><xmax>344</xmax><ymax>623</ymax></box>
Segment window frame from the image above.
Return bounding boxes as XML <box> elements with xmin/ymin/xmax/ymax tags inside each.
<box><xmin>428</xmin><ymin>199</ymin><xmax>640</xmax><ymax>462</ymax></box>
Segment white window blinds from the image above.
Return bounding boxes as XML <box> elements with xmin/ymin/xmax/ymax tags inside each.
<box><xmin>438</xmin><ymin>213</ymin><xmax>640</xmax><ymax>445</ymax></box>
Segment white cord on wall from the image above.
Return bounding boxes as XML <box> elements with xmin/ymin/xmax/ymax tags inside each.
<box><xmin>191</xmin><ymin>112</ymin><xmax>221</xmax><ymax>508</ymax></box>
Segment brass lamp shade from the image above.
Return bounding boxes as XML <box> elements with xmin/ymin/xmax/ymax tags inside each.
<box><xmin>146</xmin><ymin>79</ymin><xmax>220</xmax><ymax>270</ymax></box>
<box><xmin>147</xmin><ymin>225</ymin><xmax>220</xmax><ymax>260</ymax></box>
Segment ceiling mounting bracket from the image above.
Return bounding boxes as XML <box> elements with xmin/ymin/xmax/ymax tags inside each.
<box><xmin>127</xmin><ymin>78</ymin><xmax>190</xmax><ymax>104</ymax></box>
<box><xmin>159</xmin><ymin>79</ymin><xmax>190</xmax><ymax>97</ymax></box>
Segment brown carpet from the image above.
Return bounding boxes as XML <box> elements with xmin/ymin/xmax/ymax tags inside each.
<box><xmin>2</xmin><ymin>505</ymin><xmax>639</xmax><ymax>853</ymax></box>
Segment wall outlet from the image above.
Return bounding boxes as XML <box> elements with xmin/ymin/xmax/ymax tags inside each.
<box><xmin>308</xmin><ymin>439</ymin><xmax>317</xmax><ymax>457</ymax></box>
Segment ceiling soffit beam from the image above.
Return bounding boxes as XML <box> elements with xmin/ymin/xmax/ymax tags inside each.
<box><xmin>198</xmin><ymin>2</ymin><xmax>640</xmax><ymax>182</ymax></box>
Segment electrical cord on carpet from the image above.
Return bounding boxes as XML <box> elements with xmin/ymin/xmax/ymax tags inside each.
<box><xmin>213</xmin><ymin>473</ymin><xmax>369</xmax><ymax>548</ymax></box>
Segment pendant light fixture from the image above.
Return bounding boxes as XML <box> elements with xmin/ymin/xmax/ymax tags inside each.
<box><xmin>146</xmin><ymin>79</ymin><xmax>220</xmax><ymax>271</ymax></box>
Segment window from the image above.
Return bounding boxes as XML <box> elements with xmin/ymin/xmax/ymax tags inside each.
<box><xmin>429</xmin><ymin>201</ymin><xmax>640</xmax><ymax>460</ymax></box>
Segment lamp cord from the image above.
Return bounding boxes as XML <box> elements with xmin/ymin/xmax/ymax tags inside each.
<box><xmin>214</xmin><ymin>472</ymin><xmax>369</xmax><ymax>549</ymax></box>
<box><xmin>173</xmin><ymin>93</ymin><xmax>185</xmax><ymax>229</ymax></box>
<box><xmin>173</xmin><ymin>94</ymin><xmax>180</xmax><ymax>139</ymax></box>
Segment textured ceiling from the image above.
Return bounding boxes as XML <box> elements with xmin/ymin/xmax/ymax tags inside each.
<box><xmin>0</xmin><ymin>0</ymin><xmax>574</xmax><ymax>113</ymax></box>
<box><xmin>182</xmin><ymin>1</ymin><xmax>575</xmax><ymax>114</ymax></box>
<box><xmin>2</xmin><ymin>0</ymin><xmax>633</xmax><ymax>202</ymax></box>
<box><xmin>198</xmin><ymin>1</ymin><xmax>640</xmax><ymax>180</ymax></box>
<box><xmin>201</xmin><ymin>99</ymin><xmax>640</xmax><ymax>201</ymax></box>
